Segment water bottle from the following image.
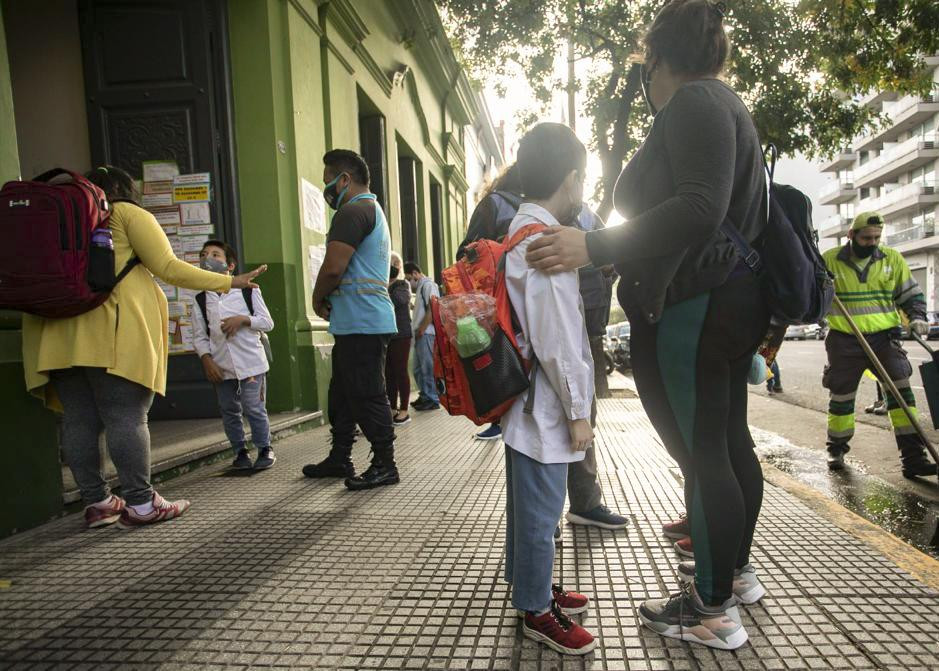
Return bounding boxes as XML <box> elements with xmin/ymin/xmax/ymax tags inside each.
<box><xmin>455</xmin><ymin>316</ymin><xmax>492</xmax><ymax>358</ymax></box>
<box><xmin>90</xmin><ymin>228</ymin><xmax>114</xmax><ymax>250</ymax></box>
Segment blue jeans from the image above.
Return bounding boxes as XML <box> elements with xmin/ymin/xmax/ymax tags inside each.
<box><xmin>413</xmin><ymin>332</ymin><xmax>439</xmax><ymax>403</ymax></box>
<box><xmin>215</xmin><ymin>375</ymin><xmax>271</xmax><ymax>453</ymax></box>
<box><xmin>504</xmin><ymin>445</ymin><xmax>568</xmax><ymax>613</ymax></box>
<box><xmin>768</xmin><ymin>361</ymin><xmax>781</xmax><ymax>390</ymax></box>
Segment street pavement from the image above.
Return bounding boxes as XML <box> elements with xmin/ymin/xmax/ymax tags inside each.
<box><xmin>766</xmin><ymin>339</ymin><xmax>939</xmax><ymax>442</ymax></box>
<box><xmin>1</xmin><ymin>397</ymin><xmax>938</xmax><ymax>670</ymax></box>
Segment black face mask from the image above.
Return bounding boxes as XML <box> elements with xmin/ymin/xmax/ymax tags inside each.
<box><xmin>640</xmin><ymin>63</ymin><xmax>657</xmax><ymax>117</ymax></box>
<box><xmin>852</xmin><ymin>240</ymin><xmax>876</xmax><ymax>259</ymax></box>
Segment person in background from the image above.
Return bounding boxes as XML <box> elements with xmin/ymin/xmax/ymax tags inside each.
<box><xmin>404</xmin><ymin>262</ymin><xmax>440</xmax><ymax>411</ymax></box>
<box><xmin>386</xmin><ymin>251</ymin><xmax>413</xmax><ymax>425</ymax></box>
<box><xmin>766</xmin><ymin>359</ymin><xmax>782</xmax><ymax>394</ymax></box>
<box><xmin>822</xmin><ymin>211</ymin><xmax>937</xmax><ymax>477</ymax></box>
<box><xmin>21</xmin><ymin>166</ymin><xmax>266</xmax><ymax>529</ymax></box>
<box><xmin>526</xmin><ymin>0</ymin><xmax>770</xmax><ymax>649</ymax></box>
<box><xmin>502</xmin><ymin>122</ymin><xmax>597</xmax><ymax>656</ymax></box>
<box><xmin>192</xmin><ymin>239</ymin><xmax>276</xmax><ymax>471</ymax></box>
<box><xmin>302</xmin><ymin>149</ymin><xmax>400</xmax><ymax>490</ymax></box>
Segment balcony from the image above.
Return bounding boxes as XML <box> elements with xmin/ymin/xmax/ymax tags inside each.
<box><xmin>886</xmin><ymin>220</ymin><xmax>935</xmax><ymax>247</ymax></box>
<box><xmin>818</xmin><ymin>179</ymin><xmax>857</xmax><ymax>205</ymax></box>
<box><xmin>853</xmin><ymin>133</ymin><xmax>939</xmax><ymax>188</ymax></box>
<box><xmin>854</xmin><ymin>94</ymin><xmax>939</xmax><ymax>152</ymax></box>
<box><xmin>857</xmin><ymin>181</ymin><xmax>939</xmax><ymax>219</ymax></box>
<box><xmin>859</xmin><ymin>89</ymin><xmax>898</xmax><ymax>108</ymax></box>
<box><xmin>819</xmin><ymin>214</ymin><xmax>852</xmax><ymax>240</ymax></box>
<box><xmin>819</xmin><ymin>149</ymin><xmax>858</xmax><ymax>173</ymax></box>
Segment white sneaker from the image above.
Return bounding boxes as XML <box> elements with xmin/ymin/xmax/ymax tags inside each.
<box><xmin>677</xmin><ymin>561</ymin><xmax>766</xmax><ymax>604</ymax></box>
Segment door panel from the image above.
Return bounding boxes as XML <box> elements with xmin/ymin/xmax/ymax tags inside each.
<box><xmin>79</xmin><ymin>0</ymin><xmax>238</xmax><ymax>419</ymax></box>
<box><xmin>398</xmin><ymin>157</ymin><xmax>419</xmax><ymax>264</ymax></box>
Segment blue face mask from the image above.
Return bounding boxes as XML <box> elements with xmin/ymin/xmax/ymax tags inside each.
<box><xmin>323</xmin><ymin>173</ymin><xmax>349</xmax><ymax>210</ymax></box>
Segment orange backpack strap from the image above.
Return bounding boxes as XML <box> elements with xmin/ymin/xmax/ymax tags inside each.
<box><xmin>503</xmin><ymin>222</ymin><xmax>549</xmax><ymax>253</ymax></box>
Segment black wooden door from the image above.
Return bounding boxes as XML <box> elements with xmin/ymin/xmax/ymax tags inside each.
<box><xmin>78</xmin><ymin>0</ymin><xmax>240</xmax><ymax>419</ymax></box>
<box><xmin>398</xmin><ymin>157</ymin><xmax>419</xmax><ymax>264</ymax></box>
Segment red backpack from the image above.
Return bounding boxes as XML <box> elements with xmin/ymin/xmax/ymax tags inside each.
<box><xmin>431</xmin><ymin>223</ymin><xmax>546</xmax><ymax>425</ymax></box>
<box><xmin>0</xmin><ymin>169</ymin><xmax>138</xmax><ymax>318</ymax></box>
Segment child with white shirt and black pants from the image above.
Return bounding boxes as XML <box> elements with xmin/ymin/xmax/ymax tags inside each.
<box><xmin>193</xmin><ymin>240</ymin><xmax>276</xmax><ymax>470</ymax></box>
<box><xmin>502</xmin><ymin>123</ymin><xmax>597</xmax><ymax>656</ymax></box>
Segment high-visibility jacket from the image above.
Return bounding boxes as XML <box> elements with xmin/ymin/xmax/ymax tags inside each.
<box><xmin>823</xmin><ymin>243</ymin><xmax>926</xmax><ymax>335</ymax></box>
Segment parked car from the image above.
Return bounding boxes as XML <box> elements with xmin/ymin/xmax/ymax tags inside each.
<box><xmin>784</xmin><ymin>323</ymin><xmax>823</xmax><ymax>340</ymax></box>
<box><xmin>610</xmin><ymin>321</ymin><xmax>631</xmax><ymax>371</ymax></box>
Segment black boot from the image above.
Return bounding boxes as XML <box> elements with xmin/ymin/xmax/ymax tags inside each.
<box><xmin>826</xmin><ymin>443</ymin><xmax>849</xmax><ymax>471</ymax></box>
<box><xmin>898</xmin><ymin>436</ymin><xmax>938</xmax><ymax>479</ymax></box>
<box><xmin>345</xmin><ymin>454</ymin><xmax>399</xmax><ymax>491</ymax></box>
<box><xmin>302</xmin><ymin>450</ymin><xmax>355</xmax><ymax>479</ymax></box>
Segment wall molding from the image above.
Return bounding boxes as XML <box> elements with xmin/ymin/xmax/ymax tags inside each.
<box><xmin>287</xmin><ymin>0</ymin><xmax>324</xmax><ymax>37</ymax></box>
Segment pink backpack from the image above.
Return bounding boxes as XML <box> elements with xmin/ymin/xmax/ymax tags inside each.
<box><xmin>0</xmin><ymin>169</ymin><xmax>138</xmax><ymax>318</ymax></box>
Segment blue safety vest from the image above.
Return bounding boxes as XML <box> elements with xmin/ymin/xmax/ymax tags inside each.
<box><xmin>328</xmin><ymin>194</ymin><xmax>397</xmax><ymax>335</ymax></box>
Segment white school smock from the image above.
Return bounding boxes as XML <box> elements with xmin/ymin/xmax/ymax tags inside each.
<box><xmin>191</xmin><ymin>288</ymin><xmax>274</xmax><ymax>381</ymax></box>
<box><xmin>501</xmin><ymin>203</ymin><xmax>595</xmax><ymax>465</ymax></box>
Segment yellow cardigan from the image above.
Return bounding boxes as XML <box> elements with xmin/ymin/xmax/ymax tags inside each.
<box><xmin>22</xmin><ymin>201</ymin><xmax>232</xmax><ymax>410</ymax></box>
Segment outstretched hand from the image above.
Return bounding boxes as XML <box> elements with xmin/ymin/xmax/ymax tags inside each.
<box><xmin>525</xmin><ymin>227</ymin><xmax>590</xmax><ymax>273</ymax></box>
<box><xmin>231</xmin><ymin>264</ymin><xmax>268</xmax><ymax>289</ymax></box>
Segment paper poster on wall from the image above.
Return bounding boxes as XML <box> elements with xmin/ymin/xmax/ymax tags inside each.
<box><xmin>169</xmin><ymin>236</ymin><xmax>184</xmax><ymax>256</ymax></box>
<box><xmin>180</xmin><ymin>202</ymin><xmax>211</xmax><ymax>226</ymax></box>
<box><xmin>143</xmin><ymin>181</ymin><xmax>173</xmax><ymax>195</ymax></box>
<box><xmin>168</xmin><ymin>301</ymin><xmax>188</xmax><ymax>318</ymax></box>
<box><xmin>179</xmin><ymin>323</ymin><xmax>194</xmax><ymax>348</ymax></box>
<box><xmin>178</xmin><ymin>224</ymin><xmax>214</xmax><ymax>237</ymax></box>
<box><xmin>183</xmin><ymin>252</ymin><xmax>201</xmax><ymax>263</ymax></box>
<box><xmin>182</xmin><ymin>235</ymin><xmax>209</xmax><ymax>253</ymax></box>
<box><xmin>142</xmin><ymin>192</ymin><xmax>173</xmax><ymax>208</ymax></box>
<box><xmin>308</xmin><ymin>244</ymin><xmax>326</xmax><ymax>291</ymax></box>
<box><xmin>167</xmin><ymin>320</ymin><xmax>178</xmax><ymax>335</ymax></box>
<box><xmin>155</xmin><ymin>279</ymin><xmax>177</xmax><ymax>301</ymax></box>
<box><xmin>301</xmin><ymin>179</ymin><xmax>326</xmax><ymax>233</ymax></box>
<box><xmin>172</xmin><ymin>173</ymin><xmax>211</xmax><ymax>203</ymax></box>
<box><xmin>151</xmin><ymin>205</ymin><xmax>181</xmax><ymax>227</ymax></box>
<box><xmin>143</xmin><ymin>160</ymin><xmax>179</xmax><ymax>183</ymax></box>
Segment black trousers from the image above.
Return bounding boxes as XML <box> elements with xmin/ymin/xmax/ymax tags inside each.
<box><xmin>328</xmin><ymin>334</ymin><xmax>396</xmax><ymax>464</ymax></box>
<box><xmin>628</xmin><ymin>273</ymin><xmax>769</xmax><ymax>606</ymax></box>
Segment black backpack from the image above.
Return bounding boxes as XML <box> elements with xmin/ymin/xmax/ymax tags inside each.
<box><xmin>722</xmin><ymin>145</ymin><xmax>834</xmax><ymax>325</ymax></box>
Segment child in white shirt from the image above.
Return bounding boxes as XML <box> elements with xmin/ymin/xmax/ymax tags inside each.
<box><xmin>192</xmin><ymin>240</ymin><xmax>276</xmax><ymax>470</ymax></box>
<box><xmin>501</xmin><ymin>123</ymin><xmax>597</xmax><ymax>656</ymax></box>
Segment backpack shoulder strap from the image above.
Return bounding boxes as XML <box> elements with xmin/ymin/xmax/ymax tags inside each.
<box><xmin>242</xmin><ymin>287</ymin><xmax>255</xmax><ymax>315</ymax></box>
<box><xmin>195</xmin><ymin>291</ymin><xmax>210</xmax><ymax>336</ymax></box>
<box><xmin>493</xmin><ymin>190</ymin><xmax>523</xmax><ymax>210</ymax></box>
<box><xmin>113</xmin><ymin>256</ymin><xmax>141</xmax><ymax>285</ymax></box>
<box><xmin>498</xmin><ymin>223</ymin><xmax>550</xmax><ymax>273</ymax></box>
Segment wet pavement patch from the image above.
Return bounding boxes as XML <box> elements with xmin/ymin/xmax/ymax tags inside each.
<box><xmin>753</xmin><ymin>428</ymin><xmax>939</xmax><ymax>559</ymax></box>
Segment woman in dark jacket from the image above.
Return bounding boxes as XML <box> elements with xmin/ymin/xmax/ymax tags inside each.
<box><xmin>386</xmin><ymin>252</ymin><xmax>413</xmax><ymax>425</ymax></box>
<box><xmin>526</xmin><ymin>0</ymin><xmax>768</xmax><ymax>650</ymax></box>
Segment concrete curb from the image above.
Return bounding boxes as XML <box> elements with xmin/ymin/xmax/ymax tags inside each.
<box><xmin>761</xmin><ymin>460</ymin><xmax>939</xmax><ymax>590</ymax></box>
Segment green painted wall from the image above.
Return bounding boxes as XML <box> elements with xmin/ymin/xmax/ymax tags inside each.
<box><xmin>0</xmin><ymin>4</ymin><xmax>64</xmax><ymax>536</ymax></box>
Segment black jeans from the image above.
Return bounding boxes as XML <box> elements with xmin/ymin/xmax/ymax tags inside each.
<box><xmin>628</xmin><ymin>273</ymin><xmax>769</xmax><ymax>606</ymax></box>
<box><xmin>328</xmin><ymin>334</ymin><xmax>396</xmax><ymax>464</ymax></box>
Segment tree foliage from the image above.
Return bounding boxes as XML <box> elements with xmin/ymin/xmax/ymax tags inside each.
<box><xmin>437</xmin><ymin>0</ymin><xmax>938</xmax><ymax>220</ymax></box>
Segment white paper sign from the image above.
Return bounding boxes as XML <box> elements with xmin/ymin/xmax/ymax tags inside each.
<box><xmin>301</xmin><ymin>179</ymin><xmax>326</xmax><ymax>233</ymax></box>
<box><xmin>182</xmin><ymin>235</ymin><xmax>209</xmax><ymax>253</ymax></box>
<box><xmin>169</xmin><ymin>236</ymin><xmax>184</xmax><ymax>256</ymax></box>
<box><xmin>178</xmin><ymin>224</ymin><xmax>214</xmax><ymax>237</ymax></box>
<box><xmin>143</xmin><ymin>193</ymin><xmax>173</xmax><ymax>208</ymax></box>
<box><xmin>308</xmin><ymin>244</ymin><xmax>326</xmax><ymax>291</ymax></box>
<box><xmin>180</xmin><ymin>202</ymin><xmax>211</xmax><ymax>226</ymax></box>
<box><xmin>155</xmin><ymin>279</ymin><xmax>177</xmax><ymax>301</ymax></box>
<box><xmin>179</xmin><ymin>324</ymin><xmax>194</xmax><ymax>348</ymax></box>
<box><xmin>167</xmin><ymin>320</ymin><xmax>178</xmax><ymax>335</ymax></box>
<box><xmin>151</xmin><ymin>206</ymin><xmax>181</xmax><ymax>226</ymax></box>
<box><xmin>168</xmin><ymin>301</ymin><xmax>188</xmax><ymax>318</ymax></box>
<box><xmin>142</xmin><ymin>160</ymin><xmax>179</xmax><ymax>183</ymax></box>
<box><xmin>173</xmin><ymin>172</ymin><xmax>211</xmax><ymax>186</ymax></box>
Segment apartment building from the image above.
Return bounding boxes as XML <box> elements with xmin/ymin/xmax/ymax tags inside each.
<box><xmin>818</xmin><ymin>56</ymin><xmax>939</xmax><ymax>306</ymax></box>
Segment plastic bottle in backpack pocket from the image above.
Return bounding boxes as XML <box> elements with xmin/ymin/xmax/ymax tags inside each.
<box><xmin>87</xmin><ymin>228</ymin><xmax>117</xmax><ymax>291</ymax></box>
<box><xmin>455</xmin><ymin>316</ymin><xmax>492</xmax><ymax>358</ymax></box>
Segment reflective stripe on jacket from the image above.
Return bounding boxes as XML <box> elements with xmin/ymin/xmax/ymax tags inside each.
<box><xmin>822</xmin><ymin>243</ymin><xmax>925</xmax><ymax>335</ymax></box>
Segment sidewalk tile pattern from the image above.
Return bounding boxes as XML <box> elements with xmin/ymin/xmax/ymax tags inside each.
<box><xmin>0</xmin><ymin>399</ymin><xmax>937</xmax><ymax>670</ymax></box>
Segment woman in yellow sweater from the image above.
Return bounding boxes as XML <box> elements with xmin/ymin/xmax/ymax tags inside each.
<box><xmin>21</xmin><ymin>166</ymin><xmax>266</xmax><ymax>529</ymax></box>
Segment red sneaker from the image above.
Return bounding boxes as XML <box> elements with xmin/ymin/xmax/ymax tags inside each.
<box><xmin>523</xmin><ymin>602</ymin><xmax>596</xmax><ymax>656</ymax></box>
<box><xmin>674</xmin><ymin>535</ymin><xmax>694</xmax><ymax>558</ymax></box>
<box><xmin>662</xmin><ymin>513</ymin><xmax>689</xmax><ymax>540</ymax></box>
<box><xmin>552</xmin><ymin>584</ymin><xmax>588</xmax><ymax>615</ymax></box>
<box><xmin>84</xmin><ymin>495</ymin><xmax>125</xmax><ymax>529</ymax></box>
<box><xmin>117</xmin><ymin>492</ymin><xmax>190</xmax><ymax>529</ymax></box>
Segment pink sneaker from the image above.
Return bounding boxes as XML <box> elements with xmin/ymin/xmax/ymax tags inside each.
<box><xmin>117</xmin><ymin>492</ymin><xmax>190</xmax><ymax>529</ymax></box>
<box><xmin>84</xmin><ymin>495</ymin><xmax>125</xmax><ymax>529</ymax></box>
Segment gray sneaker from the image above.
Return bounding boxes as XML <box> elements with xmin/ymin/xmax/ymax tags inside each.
<box><xmin>638</xmin><ymin>582</ymin><xmax>748</xmax><ymax>650</ymax></box>
<box><xmin>677</xmin><ymin>562</ymin><xmax>766</xmax><ymax>605</ymax></box>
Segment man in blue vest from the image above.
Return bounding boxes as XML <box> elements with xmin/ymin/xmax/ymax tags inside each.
<box><xmin>302</xmin><ymin>150</ymin><xmax>400</xmax><ymax>490</ymax></box>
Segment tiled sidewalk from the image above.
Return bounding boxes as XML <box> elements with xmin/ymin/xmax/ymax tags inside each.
<box><xmin>1</xmin><ymin>398</ymin><xmax>937</xmax><ymax>670</ymax></box>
